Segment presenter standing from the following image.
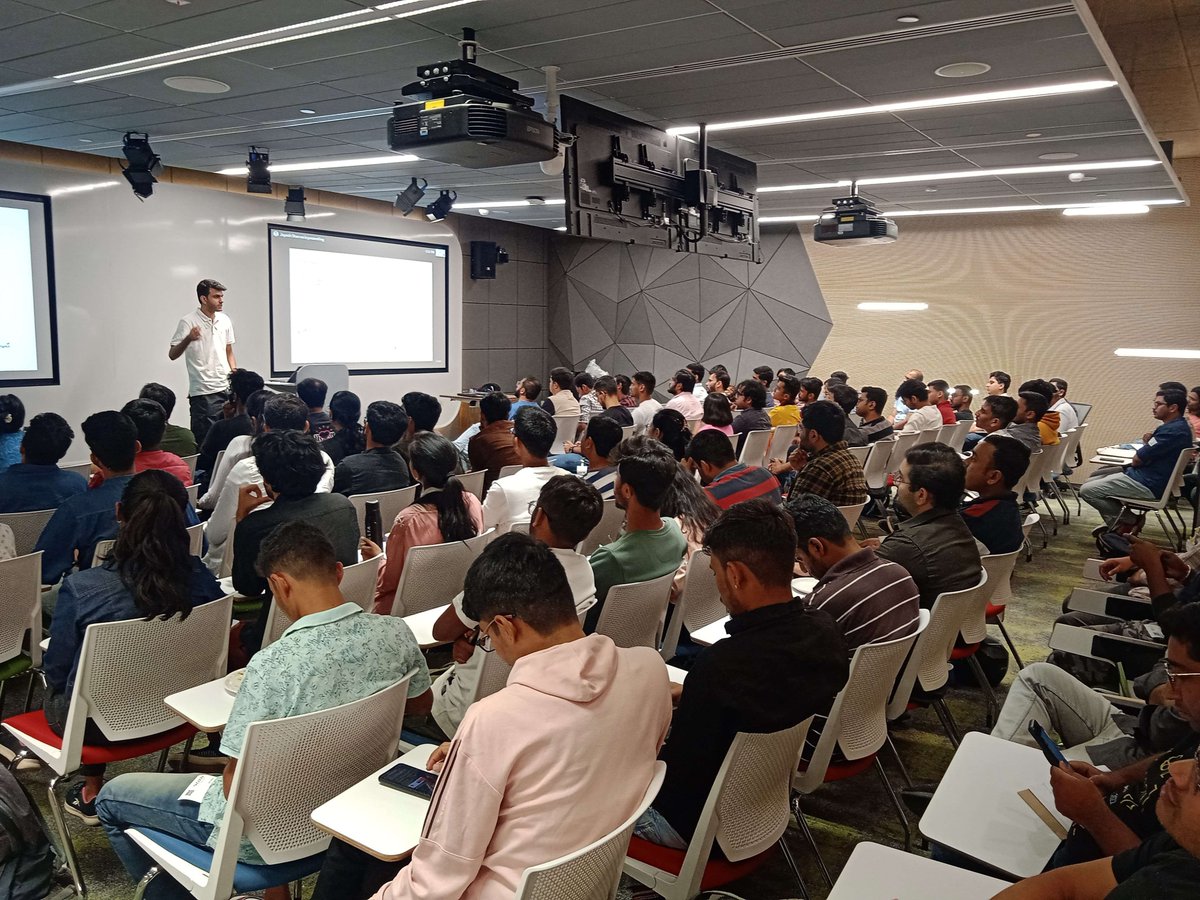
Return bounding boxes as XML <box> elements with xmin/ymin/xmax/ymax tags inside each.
<box><xmin>169</xmin><ymin>279</ymin><xmax>236</xmax><ymax>444</ymax></box>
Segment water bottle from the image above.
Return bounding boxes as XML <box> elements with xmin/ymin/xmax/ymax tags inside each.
<box><xmin>364</xmin><ymin>499</ymin><xmax>383</xmax><ymax>546</ymax></box>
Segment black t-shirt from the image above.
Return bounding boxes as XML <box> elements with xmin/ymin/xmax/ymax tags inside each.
<box><xmin>598</xmin><ymin>405</ymin><xmax>634</xmax><ymax>426</ymax></box>
<box><xmin>1109</xmin><ymin>831</ymin><xmax>1200</xmax><ymax>898</ymax></box>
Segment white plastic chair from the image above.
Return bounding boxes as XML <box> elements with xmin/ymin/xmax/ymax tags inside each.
<box><xmin>686</xmin><ymin>417</ymin><xmax>703</xmax><ymax>435</ymax></box>
<box><xmin>578</xmin><ymin>499</ymin><xmax>626</xmax><ymax>556</ymax></box>
<box><xmin>792</xmin><ymin>619</ymin><xmax>927</xmax><ymax>875</ymax></box>
<box><xmin>624</xmin><ymin>719</ymin><xmax>813</xmax><ymax>900</ymax></box>
<box><xmin>390</xmin><ymin>527</ymin><xmax>495</xmax><ymax>616</ymax></box>
<box><xmin>185</xmin><ymin>482</ymin><xmax>200</xmax><ymax>508</ymax></box>
<box><xmin>5</xmin><ymin>593</ymin><xmax>234</xmax><ymax>896</ymax></box>
<box><xmin>127</xmin><ymin>673</ymin><xmax>415</xmax><ymax>900</ymax></box>
<box><xmin>59</xmin><ymin>460</ymin><xmax>93</xmax><ymax>480</ymax></box>
<box><xmin>516</xmin><ymin>763</ymin><xmax>665</xmax><ymax>900</ymax></box>
<box><xmin>594</xmin><ymin>572</ymin><xmax>676</xmax><ymax>650</ymax></box>
<box><xmin>94</xmin><ymin>525</ymin><xmax>202</xmax><ymax>567</ymax></box>
<box><xmin>620</xmin><ymin>425</ymin><xmax>635</xmax><ymax>443</ymax></box>
<box><xmin>457</xmin><ymin>468</ymin><xmax>486</xmax><ymax>501</ymax></box>
<box><xmin>1110</xmin><ymin>446</ymin><xmax>1196</xmax><ymax>550</ymax></box>
<box><xmin>957</xmin><ymin>552</ymin><xmax>1021</xmax><ymax>722</ymax></box>
<box><xmin>978</xmin><ymin>548</ymin><xmax>1026</xmax><ymax>670</ymax></box>
<box><xmin>659</xmin><ymin>549</ymin><xmax>725</xmax><ymax>661</ymax></box>
<box><xmin>837</xmin><ymin>500</ymin><xmax>868</xmax><ymax>532</ymax></box>
<box><xmin>350</xmin><ymin>484</ymin><xmax>419</xmax><ymax>535</ymax></box>
<box><xmin>861</xmin><ymin>440</ymin><xmax>895</xmax><ymax>493</ymax></box>
<box><xmin>0</xmin><ymin>508</ymin><xmax>55</xmax><ymax>557</ymax></box>
<box><xmin>497</xmin><ymin>463</ymin><xmax>523</xmax><ymax>480</ymax></box>
<box><xmin>945</xmin><ymin>420</ymin><xmax>972</xmax><ymax>453</ymax></box>
<box><xmin>0</xmin><ymin>551</ymin><xmax>43</xmax><ymax>712</ymax></box>
<box><xmin>847</xmin><ymin>445</ymin><xmax>870</xmax><ymax>464</ymax></box>
<box><xmin>765</xmin><ymin>424</ymin><xmax>797</xmax><ymax>464</ymax></box>
<box><xmin>551</xmin><ymin>414</ymin><xmax>578</xmax><ymax>454</ymax></box>
<box><xmin>737</xmin><ymin>429</ymin><xmax>772</xmax><ymax>467</ymax></box>
<box><xmin>262</xmin><ymin>558</ymin><xmax>379</xmax><ymax>648</ymax></box>
<box><xmin>181</xmin><ymin>454</ymin><xmax>200</xmax><ymax>477</ymax></box>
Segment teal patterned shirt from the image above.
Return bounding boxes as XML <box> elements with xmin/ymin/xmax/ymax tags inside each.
<box><xmin>198</xmin><ymin>602</ymin><xmax>431</xmax><ymax>861</ymax></box>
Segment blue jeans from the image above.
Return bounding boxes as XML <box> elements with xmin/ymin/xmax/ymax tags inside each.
<box><xmin>634</xmin><ymin>807</ymin><xmax>688</xmax><ymax>850</ymax></box>
<box><xmin>96</xmin><ymin>773</ymin><xmax>214</xmax><ymax>900</ymax></box>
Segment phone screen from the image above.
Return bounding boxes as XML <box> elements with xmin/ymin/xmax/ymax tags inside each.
<box><xmin>379</xmin><ymin>762</ymin><xmax>439</xmax><ymax>798</ymax></box>
<box><xmin>1028</xmin><ymin>720</ymin><xmax>1067</xmax><ymax>766</ymax></box>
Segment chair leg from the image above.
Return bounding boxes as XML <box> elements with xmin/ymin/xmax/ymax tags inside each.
<box><xmin>1050</xmin><ymin>480</ymin><xmax>1071</xmax><ymax>524</ymax></box>
<box><xmin>1040</xmin><ymin>496</ymin><xmax>1059</xmax><ymax>536</ymax></box>
<box><xmin>932</xmin><ymin>699</ymin><xmax>961</xmax><ymax>748</ymax></box>
<box><xmin>155</xmin><ymin>747</ymin><xmax>170</xmax><ymax>773</ymax></box>
<box><xmin>874</xmin><ymin>757</ymin><xmax>912</xmax><ymax>852</ymax></box>
<box><xmin>47</xmin><ymin>775</ymin><xmax>86</xmax><ymax>897</ymax></box>
<box><xmin>7</xmin><ymin>747</ymin><xmax>30</xmax><ymax>772</ymax></box>
<box><xmin>1034</xmin><ymin>515</ymin><xmax>1050</xmax><ymax>549</ymax></box>
<box><xmin>790</xmin><ymin>795</ymin><xmax>832</xmax><ymax>888</ymax></box>
<box><xmin>776</xmin><ymin>837</ymin><xmax>810</xmax><ymax>900</ymax></box>
<box><xmin>967</xmin><ymin>655</ymin><xmax>999</xmax><ymax>728</ymax></box>
<box><xmin>1023</xmin><ymin>537</ymin><xmax>1033</xmax><ymax>563</ymax></box>
<box><xmin>133</xmin><ymin>866</ymin><xmax>160</xmax><ymax>900</ymax></box>
<box><xmin>180</xmin><ymin>733</ymin><xmax>196</xmax><ymax>774</ymax></box>
<box><xmin>996</xmin><ymin>620</ymin><xmax>1026</xmax><ymax>670</ymax></box>
<box><xmin>21</xmin><ymin>670</ymin><xmax>36</xmax><ymax>713</ymax></box>
<box><xmin>885</xmin><ymin>734</ymin><xmax>914</xmax><ymax>790</ymax></box>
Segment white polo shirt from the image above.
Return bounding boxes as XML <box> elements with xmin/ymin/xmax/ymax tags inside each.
<box><xmin>172</xmin><ymin>309</ymin><xmax>235</xmax><ymax>397</ymax></box>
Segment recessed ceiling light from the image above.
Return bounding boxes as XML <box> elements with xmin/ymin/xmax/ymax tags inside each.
<box><xmin>925</xmin><ymin>187</ymin><xmax>938</xmax><ymax>192</ymax></box>
<box><xmin>1038</xmin><ymin>151</ymin><xmax>1079</xmax><ymax>160</ymax></box>
<box><xmin>896</xmin><ymin>15</ymin><xmax>920</xmax><ymax>23</ymax></box>
<box><xmin>478</xmin><ymin>208</ymin><xmax>490</xmax><ymax>216</ymax></box>
<box><xmin>453</xmin><ymin>198</ymin><xmax>566</xmax><ymax>210</ymax></box>
<box><xmin>935</xmin><ymin>62</ymin><xmax>992</xmax><ymax>78</ymax></box>
<box><xmin>554</xmin><ymin>226</ymin><xmax>567</xmax><ymax>231</ymax></box>
<box><xmin>857</xmin><ymin>302</ymin><xmax>928</xmax><ymax>311</ymax></box>
<box><xmin>666</xmin><ymin>80</ymin><xmax>1116</xmax><ymax>136</ymax></box>
<box><xmin>163</xmin><ymin>75</ymin><xmax>230</xmax><ymax>93</ymax></box>
<box><xmin>216</xmin><ymin>153</ymin><xmax>418</xmax><ymax>175</ymax></box>
<box><xmin>1025</xmin><ymin>132</ymin><xmax>1043</xmax><ymax>137</ymax></box>
<box><xmin>299</xmin><ymin>108</ymin><xmax>317</xmax><ymax>115</ymax></box>
<box><xmin>760</xmin><ymin>197</ymin><xmax>1182</xmax><ymax>223</ymax></box>
<box><xmin>1114</xmin><ymin>348</ymin><xmax>1200</xmax><ymax>359</ymax></box>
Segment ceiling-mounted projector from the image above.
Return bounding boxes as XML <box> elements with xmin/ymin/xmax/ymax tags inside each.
<box><xmin>387</xmin><ymin>28</ymin><xmax>557</xmax><ymax>169</ymax></box>
<box><xmin>812</xmin><ymin>194</ymin><xmax>898</xmax><ymax>245</ymax></box>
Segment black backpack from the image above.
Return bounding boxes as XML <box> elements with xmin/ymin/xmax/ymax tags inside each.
<box><xmin>0</xmin><ymin>767</ymin><xmax>55</xmax><ymax>900</ymax></box>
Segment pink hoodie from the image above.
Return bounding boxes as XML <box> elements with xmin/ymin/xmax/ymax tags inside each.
<box><xmin>371</xmin><ymin>634</ymin><xmax>672</xmax><ymax>900</ymax></box>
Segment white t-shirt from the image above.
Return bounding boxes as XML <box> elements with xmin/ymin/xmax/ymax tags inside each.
<box><xmin>432</xmin><ymin>548</ymin><xmax>597</xmax><ymax>736</ymax></box>
<box><xmin>172</xmin><ymin>309</ymin><xmax>235</xmax><ymax>396</ymax></box>
<box><xmin>631</xmin><ymin>398</ymin><xmax>662</xmax><ymax>434</ymax></box>
<box><xmin>480</xmin><ymin>466</ymin><xmax>570</xmax><ymax>533</ymax></box>
<box><xmin>900</xmin><ymin>404</ymin><xmax>943</xmax><ymax>433</ymax></box>
<box><xmin>1052</xmin><ymin>399</ymin><xmax>1079</xmax><ymax>433</ymax></box>
<box><xmin>197</xmin><ymin>433</ymin><xmax>252</xmax><ymax>510</ymax></box>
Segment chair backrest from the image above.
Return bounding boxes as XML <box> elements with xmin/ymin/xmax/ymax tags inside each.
<box><xmin>1164</xmin><ymin>447</ymin><xmax>1198</xmax><ymax>500</ymax></box>
<box><xmin>457</xmin><ymin>468</ymin><xmax>486</xmax><ymax>501</ymax></box>
<box><xmin>798</xmin><ymin>618</ymin><xmax>927</xmax><ymax>792</ymax></box>
<box><xmin>620</xmin><ymin>425</ymin><xmax>635</xmax><ymax>443</ymax></box>
<box><xmin>726</xmin><ymin>433</ymin><xmax>740</xmax><ymax>456</ymax></box>
<box><xmin>350</xmin><ymin>484</ymin><xmax>420</xmax><ymax>535</ymax></box>
<box><xmin>861</xmin><ymin>439</ymin><xmax>895</xmax><ymax>491</ymax></box>
<box><xmin>686</xmin><ymin>417</ymin><xmax>703</xmax><ymax>435</ymax></box>
<box><xmin>212</xmin><ymin>449</ymin><xmax>226</xmax><ymax>479</ymax></box>
<box><xmin>261</xmin><ymin>558</ymin><xmax>378</xmax><ymax>650</ymax></box>
<box><xmin>92</xmin><ymin>539</ymin><xmax>115</xmax><ymax>567</ymax></box>
<box><xmin>847</xmin><ymin>445</ymin><xmax>870</xmax><ymax>464</ymax></box>
<box><xmin>0</xmin><ymin>552</ymin><xmax>42</xmax><ymax>668</ymax></box>
<box><xmin>737</xmin><ymin>429</ymin><xmax>772</xmax><ymax>467</ymax></box>
<box><xmin>217</xmin><ymin>674</ymin><xmax>414</xmax><ymax>873</ymax></box>
<box><xmin>185</xmin><ymin>482</ymin><xmax>199</xmax><ymax>508</ymax></box>
<box><xmin>933</xmin><ymin>424</ymin><xmax>955</xmax><ymax>446</ymax></box>
<box><xmin>59</xmin><ymin>460</ymin><xmax>93</xmax><ymax>479</ymax></box>
<box><xmin>497</xmin><ymin>463</ymin><xmax>523</xmax><ymax>480</ymax></box>
<box><xmin>577</xmin><ymin>499</ymin><xmax>626</xmax><ymax>557</ymax></box>
<box><xmin>594</xmin><ymin>571</ymin><xmax>676</xmax><ymax>650</ymax></box>
<box><xmin>1055</xmin><ymin>428</ymin><xmax>1081</xmax><ymax>472</ymax></box>
<box><xmin>945</xmin><ymin>420</ymin><xmax>972</xmax><ymax>453</ymax></box>
<box><xmin>963</xmin><ymin>551</ymin><xmax>1020</xmax><ymax>643</ymax></box>
<box><xmin>187</xmin><ymin>522</ymin><xmax>204</xmax><ymax>556</ymax></box>
<box><xmin>0</xmin><ymin>509</ymin><xmax>55</xmax><ymax>557</ymax></box>
<box><xmin>765</xmin><ymin>424</ymin><xmax>797</xmax><ymax>463</ymax></box>
<box><xmin>890</xmin><ymin>428</ymin><xmax>922</xmax><ymax>458</ymax></box>
<box><xmin>181</xmin><ymin>454</ymin><xmax>199</xmax><ymax>476</ymax></box>
<box><xmin>1012</xmin><ymin>449</ymin><xmax>1043</xmax><ymax>498</ymax></box>
<box><xmin>551</xmin><ymin>414</ymin><xmax>578</xmax><ymax>454</ymax></box>
<box><xmin>391</xmin><ymin>527</ymin><xmax>495</xmax><ymax>616</ymax></box>
<box><xmin>1069</xmin><ymin>401</ymin><xmax>1092</xmax><ymax>427</ymax></box>
<box><xmin>837</xmin><ymin>500</ymin><xmax>868</xmax><ymax>532</ymax></box>
<box><xmin>518</xmin><ymin>763</ymin><xmax>665</xmax><ymax>900</ymax></box>
<box><xmin>471</xmin><ymin>645</ymin><xmax>514</xmax><ymax>704</ymax></box>
<box><xmin>679</xmin><ymin>550</ymin><xmax>727</xmax><ymax>635</ymax></box>
<box><xmin>57</xmin><ymin>594</ymin><xmax>233</xmax><ymax>771</ymax></box>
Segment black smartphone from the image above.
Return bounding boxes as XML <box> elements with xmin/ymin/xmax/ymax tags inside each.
<box><xmin>1028</xmin><ymin>720</ymin><xmax>1068</xmax><ymax>767</ymax></box>
<box><xmin>378</xmin><ymin>762</ymin><xmax>438</xmax><ymax>798</ymax></box>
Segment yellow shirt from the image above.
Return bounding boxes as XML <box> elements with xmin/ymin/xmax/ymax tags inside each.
<box><xmin>769</xmin><ymin>404</ymin><xmax>801</xmax><ymax>427</ymax></box>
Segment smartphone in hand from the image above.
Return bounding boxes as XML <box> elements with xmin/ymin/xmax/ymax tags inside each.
<box><xmin>1028</xmin><ymin>720</ymin><xmax>1068</xmax><ymax>767</ymax></box>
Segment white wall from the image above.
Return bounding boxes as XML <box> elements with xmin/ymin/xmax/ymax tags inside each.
<box><xmin>0</xmin><ymin>158</ymin><xmax>464</xmax><ymax>439</ymax></box>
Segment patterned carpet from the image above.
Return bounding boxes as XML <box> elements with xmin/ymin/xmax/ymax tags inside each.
<box><xmin>7</xmin><ymin>497</ymin><xmax>1133</xmax><ymax>900</ymax></box>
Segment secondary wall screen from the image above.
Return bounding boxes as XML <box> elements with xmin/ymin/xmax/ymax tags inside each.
<box><xmin>268</xmin><ymin>225</ymin><xmax>449</xmax><ymax>376</ymax></box>
<box><xmin>0</xmin><ymin>191</ymin><xmax>58</xmax><ymax>385</ymax></box>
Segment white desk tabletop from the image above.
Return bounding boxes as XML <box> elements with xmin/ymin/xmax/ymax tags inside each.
<box><xmin>666</xmin><ymin>664</ymin><xmax>687</xmax><ymax>685</ymax></box>
<box><xmin>828</xmin><ymin>842</ymin><xmax>1010</xmax><ymax>899</ymax></box>
<box><xmin>402</xmin><ymin>604</ymin><xmax>450</xmax><ymax>649</ymax></box>
<box><xmin>920</xmin><ymin>732</ymin><xmax>1070</xmax><ymax>879</ymax></box>
<box><xmin>311</xmin><ymin>743</ymin><xmax>438</xmax><ymax>861</ymax></box>
<box><xmin>163</xmin><ymin>671</ymin><xmax>240</xmax><ymax>734</ymax></box>
<box><xmin>691</xmin><ymin>578</ymin><xmax>816</xmax><ymax>647</ymax></box>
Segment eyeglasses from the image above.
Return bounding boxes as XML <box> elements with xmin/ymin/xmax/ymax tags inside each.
<box><xmin>1165</xmin><ymin>669</ymin><xmax>1200</xmax><ymax>688</ymax></box>
<box><xmin>527</xmin><ymin>499</ymin><xmax>540</xmax><ymax>516</ymax></box>
<box><xmin>891</xmin><ymin>471</ymin><xmax>909</xmax><ymax>485</ymax></box>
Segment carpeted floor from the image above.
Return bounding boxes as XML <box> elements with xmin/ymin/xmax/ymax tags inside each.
<box><xmin>7</xmin><ymin>495</ymin><xmax>1139</xmax><ymax>899</ymax></box>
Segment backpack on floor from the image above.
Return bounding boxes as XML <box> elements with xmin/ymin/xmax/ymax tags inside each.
<box><xmin>0</xmin><ymin>767</ymin><xmax>55</xmax><ymax>900</ymax></box>
<box><xmin>951</xmin><ymin>636</ymin><xmax>1009</xmax><ymax>689</ymax></box>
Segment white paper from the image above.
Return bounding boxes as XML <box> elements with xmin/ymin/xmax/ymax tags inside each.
<box><xmin>179</xmin><ymin>774</ymin><xmax>218</xmax><ymax>804</ymax></box>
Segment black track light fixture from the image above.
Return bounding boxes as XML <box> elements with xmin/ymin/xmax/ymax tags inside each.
<box><xmin>395</xmin><ymin>177</ymin><xmax>427</xmax><ymax>214</ymax></box>
<box><xmin>424</xmin><ymin>189</ymin><xmax>456</xmax><ymax>222</ymax></box>
<box><xmin>285</xmin><ymin>186</ymin><xmax>306</xmax><ymax>222</ymax></box>
<box><xmin>121</xmin><ymin>132</ymin><xmax>162</xmax><ymax>200</ymax></box>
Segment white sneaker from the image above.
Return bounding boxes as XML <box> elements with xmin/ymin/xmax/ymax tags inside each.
<box><xmin>0</xmin><ymin>743</ymin><xmax>41</xmax><ymax>771</ymax></box>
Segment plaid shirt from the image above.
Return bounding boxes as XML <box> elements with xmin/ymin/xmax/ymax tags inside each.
<box><xmin>789</xmin><ymin>441</ymin><xmax>868</xmax><ymax>506</ymax></box>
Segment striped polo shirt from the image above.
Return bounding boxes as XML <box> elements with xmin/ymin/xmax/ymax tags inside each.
<box><xmin>705</xmin><ymin>462</ymin><xmax>783</xmax><ymax>510</ymax></box>
<box><xmin>803</xmin><ymin>547</ymin><xmax>921</xmax><ymax>652</ymax></box>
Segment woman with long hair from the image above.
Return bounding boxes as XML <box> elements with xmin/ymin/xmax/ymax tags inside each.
<box><xmin>42</xmin><ymin>470</ymin><xmax>224</xmax><ymax>820</ymax></box>
<box><xmin>364</xmin><ymin>432</ymin><xmax>484</xmax><ymax>614</ymax></box>
<box><xmin>660</xmin><ymin>466</ymin><xmax>722</xmax><ymax>605</ymax></box>
<box><xmin>321</xmin><ymin>390</ymin><xmax>366</xmax><ymax>464</ymax></box>
<box><xmin>648</xmin><ymin>408</ymin><xmax>690</xmax><ymax>461</ymax></box>
<box><xmin>698</xmin><ymin>392</ymin><xmax>734</xmax><ymax>436</ymax></box>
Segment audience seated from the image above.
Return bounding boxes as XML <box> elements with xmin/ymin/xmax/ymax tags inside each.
<box><xmin>797</xmin><ymin>376</ymin><xmax>824</xmax><ymax>410</ymax></box>
<box><xmin>320</xmin><ymin>390</ymin><xmax>367</xmax><ymax>465</ymax></box>
<box><xmin>98</xmin><ymin>521</ymin><xmax>432</xmax><ymax>896</ymax></box>
<box><xmin>705</xmin><ymin>367</ymin><xmax>731</xmax><ymax>396</ymax></box>
<box><xmin>576</xmin><ymin>416</ymin><xmax>622</xmax><ymax>498</ymax></box>
<box><xmin>333</xmin><ymin>400</ymin><xmax>412</xmax><ymax>496</ymax></box>
<box><xmin>987</xmin><ymin>369</ymin><xmax>1012</xmax><ymax>397</ymax></box>
<box><xmin>892</xmin><ymin>368</ymin><xmax>923</xmax><ymax>424</ymax></box>
<box><xmin>687</xmin><ymin>429</ymin><xmax>781</xmax><ymax>510</ymax></box>
<box><xmin>872</xmin><ymin>443</ymin><xmax>981</xmax><ymax>608</ymax></box>
<box><xmin>585</xmin><ymin>436</ymin><xmax>687</xmax><ymax>631</ymax></box>
<box><xmin>752</xmin><ymin>365</ymin><xmax>777</xmax><ymax>408</ymax></box>
<box><xmin>356</xmin><ymin>533</ymin><xmax>670</xmax><ymax>900</ymax></box>
<box><xmin>769</xmin><ymin>400</ymin><xmax>868</xmax><ymax>506</ymax></box>
<box><xmin>829</xmin><ymin>370</ymin><xmax>849</xmax><ymax>384</ymax></box>
<box><xmin>297</xmin><ymin>377</ymin><xmax>335</xmax><ymax>441</ymax></box>
<box><xmin>119</xmin><ymin>399</ymin><xmax>193</xmax><ymax>486</ymax></box>
<box><xmin>482</xmin><ymin>407</ymin><xmax>566</xmax><ymax>533</ymax></box>
<box><xmin>687</xmin><ymin>362</ymin><xmax>708</xmax><ymax>399</ymax></box>
<box><xmin>138</xmin><ymin>383</ymin><xmax>197</xmax><ymax>458</ymax></box>
<box><xmin>635</xmin><ymin>500</ymin><xmax>849</xmax><ymax>849</ymax></box>
<box><xmin>0</xmin><ymin>412</ymin><xmax>87</xmax><ymax>513</ymax></box>
<box><xmin>827</xmin><ymin>381</ymin><xmax>869</xmax><ymax>446</ymax></box>
<box><xmin>544</xmin><ymin>367</ymin><xmax>581</xmax><ymax>419</ymax></box>
<box><xmin>615</xmin><ymin>373</ymin><xmax>637</xmax><ymax>408</ymax></box>
<box><xmin>1050</xmin><ymin>378</ymin><xmax>1080</xmax><ymax>433</ymax></box>
<box><xmin>202</xmin><ymin>393</ymin><xmax>334</xmax><ymax>575</ymax></box>
<box><xmin>790</xmin><ymin>493</ymin><xmax>921</xmax><ymax>652</ymax></box>
<box><xmin>960</xmin><ymin>434</ymin><xmax>1031</xmax><ymax>554</ymax></box>
<box><xmin>664</xmin><ymin>368</ymin><xmax>703</xmax><ymax>419</ymax></box>
<box><xmin>1080</xmin><ymin>387</ymin><xmax>1192</xmax><ymax>528</ymax></box>
<box><xmin>575</xmin><ymin>371</ymin><xmax>602</xmax><ymax>426</ymax></box>
<box><xmin>648</xmin><ymin>408</ymin><xmax>690</xmax><ymax>461</ymax></box>
<box><xmin>927</xmin><ymin>379</ymin><xmax>957</xmax><ymax>425</ymax></box>
<box><xmin>396</xmin><ymin>392</ymin><xmax>443</xmax><ymax>463</ymax></box>
<box><xmin>697</xmin><ymin>391</ymin><xmax>734</xmax><ymax>436</ymax></box>
<box><xmin>856</xmin><ymin>386</ymin><xmax>895</xmax><ymax>443</ymax></box>
<box><xmin>896</xmin><ymin>379</ymin><xmax>942</xmax><ymax>433</ymax></box>
<box><xmin>425</xmin><ymin>477</ymin><xmax>604</xmax><ymax>740</ymax></box>
<box><xmin>593</xmin><ymin>375</ymin><xmax>634</xmax><ymax>426</ymax></box>
<box><xmin>1019</xmin><ymin>379</ymin><xmax>1061</xmax><ymax>446</ymax></box>
<box><xmin>630</xmin><ymin>370</ymin><xmax>662</xmax><ymax>434</ymax></box>
<box><xmin>197</xmin><ymin>387</ymin><xmax>271</xmax><ymax>510</ymax></box>
<box><xmin>768</xmin><ymin>374</ymin><xmax>802</xmax><ymax>427</ymax></box>
<box><xmin>962</xmin><ymin>394</ymin><xmax>1018</xmax><ymax>455</ymax></box>
<box><xmin>466</xmin><ymin>391</ymin><xmax>520</xmax><ymax>492</ymax></box>
<box><xmin>509</xmin><ymin>376</ymin><xmax>542</xmax><ymax>418</ymax></box>
<box><xmin>661</xmin><ymin>466</ymin><xmax>722</xmax><ymax>607</ymax></box>
<box><xmin>732</xmin><ymin>378</ymin><xmax>772</xmax><ymax>449</ymax></box>
<box><xmin>192</xmin><ymin>369</ymin><xmax>262</xmax><ymax>485</ymax></box>
<box><xmin>1187</xmin><ymin>385</ymin><xmax>1200</xmax><ymax>439</ymax></box>
<box><xmin>0</xmin><ymin>395</ymin><xmax>26</xmax><ymax>473</ymax></box>
<box><xmin>951</xmin><ymin>383</ymin><xmax>974</xmax><ymax>421</ymax></box>
<box><xmin>366</xmin><ymin>432</ymin><xmax>483</xmax><ymax>615</ymax></box>
<box><xmin>44</xmin><ymin>471</ymin><xmax>224</xmax><ymax>823</ymax></box>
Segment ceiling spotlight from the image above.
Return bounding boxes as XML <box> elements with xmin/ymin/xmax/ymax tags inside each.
<box><xmin>934</xmin><ymin>61</ymin><xmax>992</xmax><ymax>78</ymax></box>
<box><xmin>299</xmin><ymin>108</ymin><xmax>317</xmax><ymax>115</ymax></box>
<box><xmin>424</xmin><ymin>189</ymin><xmax>456</xmax><ymax>222</ymax></box>
<box><xmin>897</xmin><ymin>14</ymin><xmax>920</xmax><ymax>23</ymax></box>
<box><xmin>246</xmin><ymin>146</ymin><xmax>271</xmax><ymax>194</ymax></box>
<box><xmin>120</xmin><ymin>132</ymin><xmax>162</xmax><ymax>200</ymax></box>
<box><xmin>394</xmin><ymin>177</ymin><xmax>427</xmax><ymax>214</ymax></box>
<box><xmin>285</xmin><ymin>186</ymin><xmax>306</xmax><ymax>222</ymax></box>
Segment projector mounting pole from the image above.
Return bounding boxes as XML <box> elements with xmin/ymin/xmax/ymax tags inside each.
<box><xmin>459</xmin><ymin>27</ymin><xmax>477</xmax><ymax>63</ymax></box>
<box><xmin>698</xmin><ymin>121</ymin><xmax>709</xmax><ymax>240</ymax></box>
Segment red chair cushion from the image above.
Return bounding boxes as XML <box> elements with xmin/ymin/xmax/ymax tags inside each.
<box><xmin>986</xmin><ymin>603</ymin><xmax>1006</xmax><ymax>618</ymax></box>
<box><xmin>4</xmin><ymin>711</ymin><xmax>195</xmax><ymax>766</ymax></box>
<box><xmin>798</xmin><ymin>753</ymin><xmax>874</xmax><ymax>783</ymax></box>
<box><xmin>950</xmin><ymin>641</ymin><xmax>982</xmax><ymax>661</ymax></box>
<box><xmin>626</xmin><ymin>836</ymin><xmax>771</xmax><ymax>891</ymax></box>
